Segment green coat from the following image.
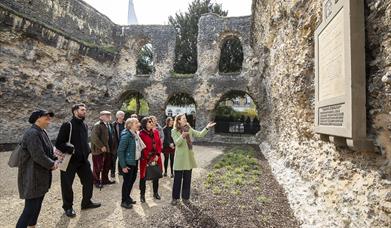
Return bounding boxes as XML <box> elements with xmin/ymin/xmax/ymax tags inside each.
<box><xmin>117</xmin><ymin>129</ymin><xmax>137</xmax><ymax>168</ymax></box>
<box><xmin>171</xmin><ymin>127</ymin><xmax>208</xmax><ymax>170</ymax></box>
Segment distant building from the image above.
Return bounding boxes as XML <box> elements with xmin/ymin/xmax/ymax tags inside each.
<box><xmin>128</xmin><ymin>0</ymin><xmax>138</xmax><ymax>25</ymax></box>
<box><xmin>224</xmin><ymin>95</ymin><xmax>254</xmax><ymax>112</ymax></box>
<box><xmin>165</xmin><ymin>104</ymin><xmax>196</xmax><ymax>117</ymax></box>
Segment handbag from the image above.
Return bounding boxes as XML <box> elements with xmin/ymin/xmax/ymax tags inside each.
<box><xmin>58</xmin><ymin>122</ymin><xmax>74</xmax><ymax>171</ymax></box>
<box><xmin>8</xmin><ymin>143</ymin><xmax>23</xmax><ymax>168</ymax></box>
<box><xmin>145</xmin><ymin>163</ymin><xmax>162</xmax><ymax>180</ymax></box>
<box><xmin>144</xmin><ymin>131</ymin><xmax>162</xmax><ymax>180</ymax></box>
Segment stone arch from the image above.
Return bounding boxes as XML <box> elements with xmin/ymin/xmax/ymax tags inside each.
<box><xmin>211</xmin><ymin>90</ymin><xmax>260</xmax><ymax>135</ymax></box>
<box><xmin>164</xmin><ymin>92</ymin><xmax>198</xmax><ymax>127</ymax></box>
<box><xmin>117</xmin><ymin>90</ymin><xmax>150</xmax><ymax>118</ymax></box>
<box><xmin>218</xmin><ymin>33</ymin><xmax>244</xmax><ymax>74</ymax></box>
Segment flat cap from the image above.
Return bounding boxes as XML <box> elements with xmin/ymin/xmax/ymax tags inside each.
<box><xmin>99</xmin><ymin>110</ymin><xmax>111</xmax><ymax>115</ymax></box>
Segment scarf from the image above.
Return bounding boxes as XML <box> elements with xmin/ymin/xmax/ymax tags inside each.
<box><xmin>180</xmin><ymin>124</ymin><xmax>192</xmax><ymax>150</ymax></box>
<box><xmin>131</xmin><ymin>130</ymin><xmax>145</xmax><ymax>160</ymax></box>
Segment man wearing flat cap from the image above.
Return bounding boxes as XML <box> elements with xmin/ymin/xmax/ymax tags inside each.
<box><xmin>91</xmin><ymin>111</ymin><xmax>117</xmax><ymax>188</ymax></box>
<box><xmin>55</xmin><ymin>104</ymin><xmax>101</xmax><ymax>218</ymax></box>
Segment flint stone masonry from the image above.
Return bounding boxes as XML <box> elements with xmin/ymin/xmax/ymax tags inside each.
<box><xmin>0</xmin><ymin>1</ymin><xmax>262</xmax><ymax>145</ymax></box>
<box><xmin>1</xmin><ymin>0</ymin><xmax>391</xmax><ymax>226</ymax></box>
<box><xmin>252</xmin><ymin>0</ymin><xmax>391</xmax><ymax>227</ymax></box>
<box><xmin>1</xmin><ymin>0</ymin><xmax>117</xmax><ymax>46</ymax></box>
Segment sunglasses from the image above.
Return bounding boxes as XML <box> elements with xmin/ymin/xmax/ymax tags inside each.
<box><xmin>148</xmin><ymin>121</ymin><xmax>153</xmax><ymax>123</ymax></box>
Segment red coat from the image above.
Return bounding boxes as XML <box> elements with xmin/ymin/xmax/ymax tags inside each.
<box><xmin>139</xmin><ymin>129</ymin><xmax>163</xmax><ymax>179</ymax></box>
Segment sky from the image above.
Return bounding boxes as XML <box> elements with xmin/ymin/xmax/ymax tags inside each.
<box><xmin>82</xmin><ymin>0</ymin><xmax>252</xmax><ymax>25</ymax></box>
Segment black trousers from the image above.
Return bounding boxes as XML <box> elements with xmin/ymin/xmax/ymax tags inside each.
<box><xmin>139</xmin><ymin>178</ymin><xmax>159</xmax><ymax>195</ymax></box>
<box><xmin>60</xmin><ymin>161</ymin><xmax>93</xmax><ymax>210</ymax></box>
<box><xmin>111</xmin><ymin>153</ymin><xmax>117</xmax><ymax>175</ymax></box>
<box><xmin>16</xmin><ymin>195</ymin><xmax>44</xmax><ymax>228</ymax></box>
<box><xmin>163</xmin><ymin>152</ymin><xmax>175</xmax><ymax>175</ymax></box>
<box><xmin>121</xmin><ymin>164</ymin><xmax>138</xmax><ymax>204</ymax></box>
<box><xmin>172</xmin><ymin>170</ymin><xmax>192</xmax><ymax>200</ymax></box>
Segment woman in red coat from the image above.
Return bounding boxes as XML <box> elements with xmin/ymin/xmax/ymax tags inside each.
<box><xmin>139</xmin><ymin>117</ymin><xmax>163</xmax><ymax>203</ymax></box>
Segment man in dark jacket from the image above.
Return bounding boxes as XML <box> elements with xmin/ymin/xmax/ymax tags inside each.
<box><xmin>55</xmin><ymin>104</ymin><xmax>101</xmax><ymax>218</ymax></box>
<box><xmin>17</xmin><ymin>110</ymin><xmax>58</xmax><ymax>228</ymax></box>
<box><xmin>111</xmin><ymin>110</ymin><xmax>125</xmax><ymax>178</ymax></box>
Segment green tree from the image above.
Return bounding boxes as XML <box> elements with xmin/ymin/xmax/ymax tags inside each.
<box><xmin>122</xmin><ymin>98</ymin><xmax>149</xmax><ymax>116</ymax></box>
<box><xmin>219</xmin><ymin>37</ymin><xmax>243</xmax><ymax>73</ymax></box>
<box><xmin>169</xmin><ymin>0</ymin><xmax>228</xmax><ymax>74</ymax></box>
<box><xmin>136</xmin><ymin>43</ymin><xmax>154</xmax><ymax>75</ymax></box>
<box><xmin>121</xmin><ymin>93</ymin><xmax>150</xmax><ymax>116</ymax></box>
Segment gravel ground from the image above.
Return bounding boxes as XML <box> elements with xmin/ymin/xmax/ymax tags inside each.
<box><xmin>0</xmin><ymin>144</ymin><xmax>298</xmax><ymax>227</ymax></box>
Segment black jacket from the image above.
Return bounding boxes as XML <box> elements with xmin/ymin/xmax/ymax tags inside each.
<box><xmin>18</xmin><ymin>124</ymin><xmax>55</xmax><ymax>199</ymax></box>
<box><xmin>163</xmin><ymin>126</ymin><xmax>174</xmax><ymax>148</ymax></box>
<box><xmin>55</xmin><ymin>117</ymin><xmax>90</xmax><ymax>163</ymax></box>
<box><xmin>112</xmin><ymin>121</ymin><xmax>125</xmax><ymax>146</ymax></box>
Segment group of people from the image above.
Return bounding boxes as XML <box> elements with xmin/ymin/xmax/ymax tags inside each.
<box><xmin>14</xmin><ymin>103</ymin><xmax>215</xmax><ymax>228</ymax></box>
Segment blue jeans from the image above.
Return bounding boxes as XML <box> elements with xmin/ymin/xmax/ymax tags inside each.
<box><xmin>16</xmin><ymin>195</ymin><xmax>45</xmax><ymax>228</ymax></box>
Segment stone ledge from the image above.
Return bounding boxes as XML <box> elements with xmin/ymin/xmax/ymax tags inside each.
<box><xmin>0</xmin><ymin>7</ymin><xmax>118</xmax><ymax>62</ymax></box>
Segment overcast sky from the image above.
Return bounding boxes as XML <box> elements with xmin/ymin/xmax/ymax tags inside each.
<box><xmin>83</xmin><ymin>0</ymin><xmax>252</xmax><ymax>25</ymax></box>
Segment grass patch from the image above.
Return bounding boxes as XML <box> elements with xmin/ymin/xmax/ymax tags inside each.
<box><xmin>205</xmin><ymin>145</ymin><xmax>262</xmax><ymax>195</ymax></box>
<box><xmin>169</xmin><ymin>71</ymin><xmax>194</xmax><ymax>78</ymax></box>
<box><xmin>256</xmin><ymin>195</ymin><xmax>271</xmax><ymax>203</ymax></box>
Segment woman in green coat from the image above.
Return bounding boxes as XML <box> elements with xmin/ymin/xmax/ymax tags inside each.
<box><xmin>117</xmin><ymin>117</ymin><xmax>141</xmax><ymax>209</ymax></box>
<box><xmin>171</xmin><ymin>113</ymin><xmax>216</xmax><ymax>205</ymax></box>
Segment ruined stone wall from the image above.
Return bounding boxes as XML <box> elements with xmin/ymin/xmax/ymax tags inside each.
<box><xmin>1</xmin><ymin>0</ymin><xmax>118</xmax><ymax>46</ymax></box>
<box><xmin>252</xmin><ymin>0</ymin><xmax>391</xmax><ymax>227</ymax></box>
<box><xmin>0</xmin><ymin>10</ymin><xmax>118</xmax><ymax>143</ymax></box>
<box><xmin>0</xmin><ymin>3</ymin><xmax>259</xmax><ymax>146</ymax></box>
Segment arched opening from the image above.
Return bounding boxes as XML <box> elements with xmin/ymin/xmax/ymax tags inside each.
<box><xmin>120</xmin><ymin>91</ymin><xmax>150</xmax><ymax>119</ymax></box>
<box><xmin>218</xmin><ymin>36</ymin><xmax>243</xmax><ymax>74</ymax></box>
<box><xmin>165</xmin><ymin>93</ymin><xmax>197</xmax><ymax>128</ymax></box>
<box><xmin>213</xmin><ymin>91</ymin><xmax>260</xmax><ymax>135</ymax></box>
<box><xmin>136</xmin><ymin>43</ymin><xmax>154</xmax><ymax>75</ymax></box>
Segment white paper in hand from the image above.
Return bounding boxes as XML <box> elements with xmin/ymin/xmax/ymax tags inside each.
<box><xmin>58</xmin><ymin>153</ymin><xmax>72</xmax><ymax>171</ymax></box>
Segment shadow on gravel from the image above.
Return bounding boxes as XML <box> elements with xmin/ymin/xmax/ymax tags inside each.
<box><xmin>178</xmin><ymin>202</ymin><xmax>220</xmax><ymax>228</ymax></box>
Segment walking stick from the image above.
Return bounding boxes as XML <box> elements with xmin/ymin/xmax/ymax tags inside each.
<box><xmin>100</xmin><ymin>154</ymin><xmax>105</xmax><ymax>191</ymax></box>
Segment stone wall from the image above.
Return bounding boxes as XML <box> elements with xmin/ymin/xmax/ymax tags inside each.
<box><xmin>252</xmin><ymin>0</ymin><xmax>391</xmax><ymax>227</ymax></box>
<box><xmin>1</xmin><ymin>0</ymin><xmax>117</xmax><ymax>46</ymax></box>
<box><xmin>0</xmin><ymin>3</ymin><xmax>260</xmax><ymax>145</ymax></box>
<box><xmin>3</xmin><ymin>0</ymin><xmax>389</xmax><ymax>225</ymax></box>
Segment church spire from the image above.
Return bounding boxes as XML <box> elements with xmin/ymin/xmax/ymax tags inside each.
<box><xmin>128</xmin><ymin>0</ymin><xmax>138</xmax><ymax>25</ymax></box>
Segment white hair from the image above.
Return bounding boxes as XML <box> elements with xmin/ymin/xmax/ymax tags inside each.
<box><xmin>116</xmin><ymin>111</ymin><xmax>125</xmax><ymax>118</ymax></box>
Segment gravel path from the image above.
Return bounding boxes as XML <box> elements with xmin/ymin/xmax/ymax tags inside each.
<box><xmin>0</xmin><ymin>144</ymin><xmax>298</xmax><ymax>227</ymax></box>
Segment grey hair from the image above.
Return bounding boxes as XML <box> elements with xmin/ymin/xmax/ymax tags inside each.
<box><xmin>116</xmin><ymin>111</ymin><xmax>125</xmax><ymax>118</ymax></box>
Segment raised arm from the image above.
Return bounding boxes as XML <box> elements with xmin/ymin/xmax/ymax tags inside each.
<box><xmin>190</xmin><ymin>127</ymin><xmax>209</xmax><ymax>138</ymax></box>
